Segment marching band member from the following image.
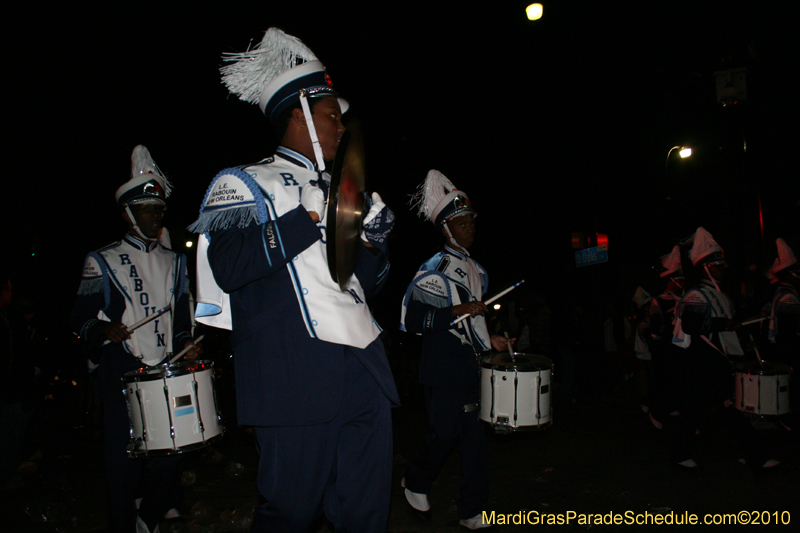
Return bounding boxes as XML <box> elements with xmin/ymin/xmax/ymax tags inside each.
<box><xmin>641</xmin><ymin>246</ymin><xmax>685</xmax><ymax>428</ymax></box>
<box><xmin>766</xmin><ymin>238</ymin><xmax>799</xmax><ymax>430</ymax></box>
<box><xmin>400</xmin><ymin>170</ymin><xmax>510</xmax><ymax>530</ymax></box>
<box><xmin>671</xmin><ymin>227</ymin><xmax>776</xmax><ymax>470</ymax></box>
<box><xmin>766</xmin><ymin>238</ymin><xmax>800</xmax><ymax>363</ymax></box>
<box><xmin>189</xmin><ymin>28</ymin><xmax>398</xmax><ymax>532</ymax></box>
<box><xmin>71</xmin><ymin>145</ymin><xmax>200</xmax><ymax>533</ymax></box>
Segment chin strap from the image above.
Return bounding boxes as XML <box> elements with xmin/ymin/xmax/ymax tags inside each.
<box><xmin>124</xmin><ymin>205</ymin><xmax>158</xmax><ymax>242</ymax></box>
<box><xmin>443</xmin><ymin>224</ymin><xmax>468</xmax><ymax>256</ymax></box>
<box><xmin>299</xmin><ymin>90</ymin><xmax>326</xmax><ymax>172</ymax></box>
<box><xmin>704</xmin><ymin>264</ymin><xmax>721</xmax><ymax>292</ymax></box>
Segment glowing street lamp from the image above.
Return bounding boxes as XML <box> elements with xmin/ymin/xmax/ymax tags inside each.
<box><xmin>526</xmin><ymin>3</ymin><xmax>543</xmax><ymax>21</ymax></box>
<box><xmin>665</xmin><ymin>145</ymin><xmax>692</xmax><ymax>172</ymax></box>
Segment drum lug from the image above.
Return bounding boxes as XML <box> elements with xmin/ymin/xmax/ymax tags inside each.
<box><xmin>163</xmin><ymin>378</ymin><xmax>176</xmax><ymax>449</ymax></box>
<box><xmin>192</xmin><ymin>371</ymin><xmax>206</xmax><ymax>438</ymax></box>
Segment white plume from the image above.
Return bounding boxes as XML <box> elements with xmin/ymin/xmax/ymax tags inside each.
<box><xmin>410</xmin><ymin>169</ymin><xmax>457</xmax><ymax>222</ymax></box>
<box><xmin>220</xmin><ymin>28</ymin><xmax>318</xmax><ymax>105</ymax></box>
<box><xmin>131</xmin><ymin>144</ymin><xmax>172</xmax><ymax>197</ymax></box>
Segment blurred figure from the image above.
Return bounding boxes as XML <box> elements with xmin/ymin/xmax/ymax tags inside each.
<box><xmin>765</xmin><ymin>238</ymin><xmax>799</xmax><ymax>430</ymax></box>
<box><xmin>671</xmin><ymin>227</ymin><xmax>777</xmax><ymax>470</ymax></box>
<box><xmin>641</xmin><ymin>246</ymin><xmax>686</xmax><ymax>428</ymax></box>
<box><xmin>0</xmin><ymin>271</ymin><xmax>37</xmax><ymax>486</ymax></box>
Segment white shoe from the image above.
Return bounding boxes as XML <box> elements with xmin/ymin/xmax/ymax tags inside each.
<box><xmin>136</xmin><ymin>515</ymin><xmax>160</xmax><ymax>533</ymax></box>
<box><xmin>164</xmin><ymin>508</ymin><xmax>181</xmax><ymax>519</ymax></box>
<box><xmin>404</xmin><ymin>488</ymin><xmax>430</xmax><ymax>512</ymax></box>
<box><xmin>739</xmin><ymin>458</ymin><xmax>780</xmax><ymax>469</ymax></box>
<box><xmin>459</xmin><ymin>514</ymin><xmax>492</xmax><ymax>529</ymax></box>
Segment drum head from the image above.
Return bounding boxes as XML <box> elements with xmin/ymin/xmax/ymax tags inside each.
<box><xmin>123</xmin><ymin>359</ymin><xmax>214</xmax><ymax>382</ymax></box>
<box><xmin>481</xmin><ymin>353</ymin><xmax>552</xmax><ymax>372</ymax></box>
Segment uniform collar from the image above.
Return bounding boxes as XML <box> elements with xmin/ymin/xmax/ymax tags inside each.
<box><xmin>275</xmin><ymin>146</ymin><xmax>316</xmax><ymax>171</ymax></box>
<box><xmin>124</xmin><ymin>234</ymin><xmax>159</xmax><ymax>252</ymax></box>
<box><xmin>443</xmin><ymin>244</ymin><xmax>468</xmax><ymax>261</ymax></box>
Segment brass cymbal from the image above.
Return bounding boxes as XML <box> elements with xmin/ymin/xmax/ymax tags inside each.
<box><xmin>326</xmin><ymin>119</ymin><xmax>367</xmax><ymax>291</ymax></box>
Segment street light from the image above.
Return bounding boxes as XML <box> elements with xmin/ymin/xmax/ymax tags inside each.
<box><xmin>665</xmin><ymin>145</ymin><xmax>692</xmax><ymax>168</ymax></box>
<box><xmin>526</xmin><ymin>4</ymin><xmax>543</xmax><ymax>20</ymax></box>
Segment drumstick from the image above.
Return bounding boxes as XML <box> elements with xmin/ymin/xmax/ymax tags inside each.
<box><xmin>450</xmin><ymin>280</ymin><xmax>525</xmax><ymax>326</ymax></box>
<box><xmin>504</xmin><ymin>331</ymin><xmax>515</xmax><ymax>362</ymax></box>
<box><xmin>741</xmin><ymin>316</ymin><xmax>768</xmax><ymax>326</ymax></box>
<box><xmin>102</xmin><ymin>305</ymin><xmax>172</xmax><ymax>346</ymax></box>
<box><xmin>169</xmin><ymin>334</ymin><xmax>206</xmax><ymax>364</ymax></box>
<box><xmin>748</xmin><ymin>334</ymin><xmax>763</xmax><ymax>366</ymax></box>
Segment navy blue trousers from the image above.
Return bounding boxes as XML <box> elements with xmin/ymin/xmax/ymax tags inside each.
<box><xmin>404</xmin><ymin>383</ymin><xmax>489</xmax><ymax>520</ymax></box>
<box><xmin>251</xmin><ymin>350</ymin><xmax>393</xmax><ymax>532</ymax></box>
<box><xmin>104</xmin><ymin>392</ymin><xmax>182</xmax><ymax>532</ymax></box>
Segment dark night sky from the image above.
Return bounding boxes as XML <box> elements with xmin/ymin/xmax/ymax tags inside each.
<box><xmin>4</xmin><ymin>1</ymin><xmax>798</xmax><ymax>329</ymax></box>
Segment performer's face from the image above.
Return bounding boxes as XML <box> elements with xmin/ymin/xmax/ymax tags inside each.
<box><xmin>705</xmin><ymin>263</ymin><xmax>727</xmax><ymax>281</ymax></box>
<box><xmin>445</xmin><ymin>214</ymin><xmax>476</xmax><ymax>249</ymax></box>
<box><xmin>311</xmin><ymin>97</ymin><xmax>346</xmax><ymax>161</ymax></box>
<box><xmin>126</xmin><ymin>203</ymin><xmax>165</xmax><ymax>239</ymax></box>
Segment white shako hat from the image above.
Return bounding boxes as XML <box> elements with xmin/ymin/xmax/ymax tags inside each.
<box><xmin>115</xmin><ymin>145</ymin><xmax>172</xmax><ymax>207</ymax></box>
<box><xmin>769</xmin><ymin>238</ymin><xmax>798</xmax><ymax>276</ymax></box>
<box><xmin>411</xmin><ymin>170</ymin><xmax>477</xmax><ymax>227</ymax></box>
<box><xmin>659</xmin><ymin>245</ymin><xmax>683</xmax><ymax>278</ymax></box>
<box><xmin>220</xmin><ymin>27</ymin><xmax>349</xmax><ymax>123</ymax></box>
<box><xmin>688</xmin><ymin>227</ymin><xmax>725</xmax><ymax>267</ymax></box>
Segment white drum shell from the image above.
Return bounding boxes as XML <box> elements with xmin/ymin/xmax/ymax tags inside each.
<box><xmin>480</xmin><ymin>354</ymin><xmax>552</xmax><ymax>431</ymax></box>
<box><xmin>734</xmin><ymin>366</ymin><xmax>791</xmax><ymax>417</ymax></box>
<box><xmin>124</xmin><ymin>361</ymin><xmax>223</xmax><ymax>456</ymax></box>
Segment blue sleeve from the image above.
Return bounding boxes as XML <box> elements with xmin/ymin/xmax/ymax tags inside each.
<box><xmin>70</xmin><ymin>290</ymin><xmax>111</xmax><ymax>345</ymax></box>
<box><xmin>404</xmin><ymin>297</ymin><xmax>455</xmax><ymax>334</ymax></box>
<box><xmin>354</xmin><ymin>243</ymin><xmax>390</xmax><ymax>300</ymax></box>
<box><xmin>680</xmin><ymin>304</ymin><xmax>728</xmax><ymax>336</ymax></box>
<box><xmin>207</xmin><ymin>205</ymin><xmax>321</xmax><ymax>293</ymax></box>
<box><xmin>172</xmin><ymin>257</ymin><xmax>193</xmax><ymax>346</ymax></box>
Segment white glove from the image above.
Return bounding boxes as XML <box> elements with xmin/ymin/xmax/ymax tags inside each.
<box><xmin>362</xmin><ymin>192</ymin><xmax>386</xmax><ymax>227</ymax></box>
<box><xmin>300</xmin><ymin>184</ymin><xmax>325</xmax><ymax>222</ymax></box>
<box><xmin>361</xmin><ymin>192</ymin><xmax>394</xmax><ymax>253</ymax></box>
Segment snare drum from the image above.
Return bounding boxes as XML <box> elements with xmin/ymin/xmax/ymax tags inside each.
<box><xmin>734</xmin><ymin>362</ymin><xmax>792</xmax><ymax>417</ymax></box>
<box><xmin>480</xmin><ymin>353</ymin><xmax>553</xmax><ymax>432</ymax></box>
<box><xmin>123</xmin><ymin>360</ymin><xmax>224</xmax><ymax>457</ymax></box>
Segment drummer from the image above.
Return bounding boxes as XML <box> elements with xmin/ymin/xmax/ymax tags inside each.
<box><xmin>766</xmin><ymin>238</ymin><xmax>800</xmax><ymax>429</ymax></box>
<box><xmin>766</xmin><ymin>238</ymin><xmax>800</xmax><ymax>365</ymax></box>
<box><xmin>670</xmin><ymin>227</ymin><xmax>776</xmax><ymax>471</ymax></box>
<box><xmin>188</xmin><ymin>28</ymin><xmax>399</xmax><ymax>532</ymax></box>
<box><xmin>70</xmin><ymin>145</ymin><xmax>201</xmax><ymax>533</ymax></box>
<box><xmin>400</xmin><ymin>170</ymin><xmax>511</xmax><ymax>530</ymax></box>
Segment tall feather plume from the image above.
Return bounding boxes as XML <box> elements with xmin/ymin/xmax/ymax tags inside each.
<box><xmin>220</xmin><ymin>28</ymin><xmax>318</xmax><ymax>104</ymax></box>
<box><xmin>410</xmin><ymin>170</ymin><xmax>457</xmax><ymax>222</ymax></box>
<box><xmin>131</xmin><ymin>145</ymin><xmax>172</xmax><ymax>197</ymax></box>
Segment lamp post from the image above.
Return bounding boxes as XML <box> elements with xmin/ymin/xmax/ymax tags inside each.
<box><xmin>665</xmin><ymin>145</ymin><xmax>692</xmax><ymax>168</ymax></box>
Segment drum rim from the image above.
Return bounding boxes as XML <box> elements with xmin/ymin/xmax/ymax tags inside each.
<box><xmin>122</xmin><ymin>359</ymin><xmax>215</xmax><ymax>382</ymax></box>
<box><xmin>127</xmin><ymin>430</ymin><xmax>225</xmax><ymax>458</ymax></box>
<box><xmin>735</xmin><ymin>361</ymin><xmax>792</xmax><ymax>377</ymax></box>
<box><xmin>480</xmin><ymin>352</ymin><xmax>552</xmax><ymax>371</ymax></box>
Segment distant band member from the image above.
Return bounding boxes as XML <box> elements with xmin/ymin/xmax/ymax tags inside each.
<box><xmin>671</xmin><ymin>227</ymin><xmax>776</xmax><ymax>470</ymax></box>
<box><xmin>189</xmin><ymin>28</ymin><xmax>399</xmax><ymax>532</ymax></box>
<box><xmin>71</xmin><ymin>145</ymin><xmax>201</xmax><ymax>533</ymax></box>
<box><xmin>766</xmin><ymin>237</ymin><xmax>799</xmax><ymax>429</ymax></box>
<box><xmin>400</xmin><ymin>170</ymin><xmax>510</xmax><ymax>530</ymax></box>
